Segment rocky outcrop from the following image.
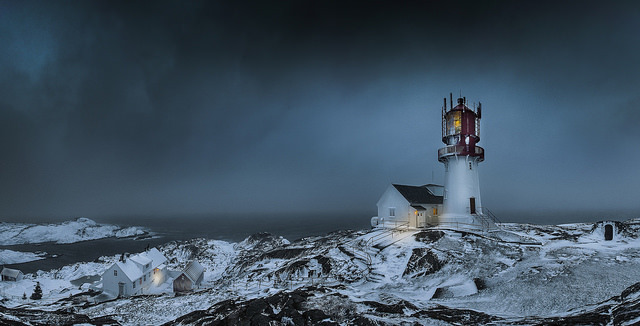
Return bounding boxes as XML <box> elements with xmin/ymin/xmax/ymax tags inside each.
<box><xmin>0</xmin><ymin>305</ymin><xmax>119</xmax><ymax>326</ymax></box>
<box><xmin>403</xmin><ymin>248</ymin><xmax>442</xmax><ymax>277</ymax></box>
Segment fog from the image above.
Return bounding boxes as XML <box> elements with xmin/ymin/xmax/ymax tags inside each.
<box><xmin>1</xmin><ymin>1</ymin><xmax>639</xmax><ymax>222</ymax></box>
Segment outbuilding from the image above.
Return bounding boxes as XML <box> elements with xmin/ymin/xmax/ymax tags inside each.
<box><xmin>1</xmin><ymin>267</ymin><xmax>23</xmax><ymax>281</ymax></box>
<box><xmin>173</xmin><ymin>260</ymin><xmax>205</xmax><ymax>293</ymax></box>
<box><xmin>592</xmin><ymin>221</ymin><xmax>623</xmax><ymax>241</ymax></box>
<box><xmin>372</xmin><ymin>184</ymin><xmax>444</xmax><ymax>228</ymax></box>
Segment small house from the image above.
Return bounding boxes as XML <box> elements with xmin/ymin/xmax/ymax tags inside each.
<box><xmin>1</xmin><ymin>267</ymin><xmax>23</xmax><ymax>281</ymax></box>
<box><xmin>102</xmin><ymin>247</ymin><xmax>168</xmax><ymax>297</ymax></box>
<box><xmin>173</xmin><ymin>260</ymin><xmax>205</xmax><ymax>293</ymax></box>
<box><xmin>372</xmin><ymin>184</ymin><xmax>444</xmax><ymax>228</ymax></box>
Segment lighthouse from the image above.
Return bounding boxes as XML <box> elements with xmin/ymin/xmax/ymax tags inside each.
<box><xmin>437</xmin><ymin>94</ymin><xmax>494</xmax><ymax>231</ymax></box>
<box><xmin>371</xmin><ymin>94</ymin><xmax>497</xmax><ymax>231</ymax></box>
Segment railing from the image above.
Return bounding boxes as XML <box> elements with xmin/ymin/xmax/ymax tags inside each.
<box><xmin>438</xmin><ymin>145</ymin><xmax>484</xmax><ymax>161</ymax></box>
<box><xmin>346</xmin><ymin>221</ymin><xmax>411</xmax><ymax>268</ymax></box>
<box><xmin>480</xmin><ymin>207</ymin><xmax>501</xmax><ymax>224</ymax></box>
<box><xmin>366</xmin><ymin>221</ymin><xmax>409</xmax><ymax>249</ymax></box>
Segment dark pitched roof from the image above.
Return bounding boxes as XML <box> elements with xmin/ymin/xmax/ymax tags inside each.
<box><xmin>392</xmin><ymin>184</ymin><xmax>443</xmax><ymax>205</ymax></box>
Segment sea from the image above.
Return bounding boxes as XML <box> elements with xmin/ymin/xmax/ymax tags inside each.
<box><xmin>2</xmin><ymin>209</ymin><xmax>638</xmax><ymax>274</ymax></box>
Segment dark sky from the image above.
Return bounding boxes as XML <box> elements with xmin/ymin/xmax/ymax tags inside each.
<box><xmin>1</xmin><ymin>0</ymin><xmax>639</xmax><ymax>222</ymax></box>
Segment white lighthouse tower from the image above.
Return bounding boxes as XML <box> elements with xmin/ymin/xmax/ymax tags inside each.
<box><xmin>437</xmin><ymin>94</ymin><xmax>494</xmax><ymax>231</ymax></box>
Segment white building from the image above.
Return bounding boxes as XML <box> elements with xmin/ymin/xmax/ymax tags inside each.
<box><xmin>372</xmin><ymin>95</ymin><xmax>497</xmax><ymax>232</ymax></box>
<box><xmin>173</xmin><ymin>260</ymin><xmax>205</xmax><ymax>293</ymax></box>
<box><xmin>437</xmin><ymin>96</ymin><xmax>496</xmax><ymax>231</ymax></box>
<box><xmin>1</xmin><ymin>267</ymin><xmax>23</xmax><ymax>281</ymax></box>
<box><xmin>102</xmin><ymin>247</ymin><xmax>168</xmax><ymax>297</ymax></box>
<box><xmin>372</xmin><ymin>184</ymin><xmax>443</xmax><ymax>228</ymax></box>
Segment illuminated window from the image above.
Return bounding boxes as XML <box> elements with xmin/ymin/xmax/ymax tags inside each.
<box><xmin>433</xmin><ymin>207</ymin><xmax>438</xmax><ymax>215</ymax></box>
<box><xmin>447</xmin><ymin>111</ymin><xmax>462</xmax><ymax>135</ymax></box>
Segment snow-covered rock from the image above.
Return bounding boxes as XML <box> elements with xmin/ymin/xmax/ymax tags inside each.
<box><xmin>0</xmin><ymin>249</ymin><xmax>46</xmax><ymax>264</ymax></box>
<box><xmin>2</xmin><ymin>218</ymin><xmax>640</xmax><ymax>325</ymax></box>
<box><xmin>0</xmin><ymin>217</ymin><xmax>150</xmax><ymax>245</ymax></box>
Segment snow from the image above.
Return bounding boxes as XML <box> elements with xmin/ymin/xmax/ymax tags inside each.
<box><xmin>0</xmin><ymin>217</ymin><xmax>150</xmax><ymax>245</ymax></box>
<box><xmin>116</xmin><ymin>260</ymin><xmax>144</xmax><ymax>281</ymax></box>
<box><xmin>0</xmin><ymin>249</ymin><xmax>46</xmax><ymax>264</ymax></box>
<box><xmin>2</xmin><ymin>218</ymin><xmax>640</xmax><ymax>325</ymax></box>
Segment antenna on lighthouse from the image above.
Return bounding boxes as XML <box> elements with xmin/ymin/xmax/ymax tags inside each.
<box><xmin>478</xmin><ymin>102</ymin><xmax>482</xmax><ymax>119</ymax></box>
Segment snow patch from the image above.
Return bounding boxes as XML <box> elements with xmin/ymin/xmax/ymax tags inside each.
<box><xmin>0</xmin><ymin>218</ymin><xmax>150</xmax><ymax>245</ymax></box>
<box><xmin>0</xmin><ymin>249</ymin><xmax>46</xmax><ymax>264</ymax></box>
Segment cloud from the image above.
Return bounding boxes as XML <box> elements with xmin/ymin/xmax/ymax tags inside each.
<box><xmin>0</xmin><ymin>1</ymin><xmax>639</xmax><ymax>220</ymax></box>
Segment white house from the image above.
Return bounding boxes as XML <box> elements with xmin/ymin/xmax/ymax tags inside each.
<box><xmin>173</xmin><ymin>260</ymin><xmax>205</xmax><ymax>293</ymax></box>
<box><xmin>372</xmin><ymin>184</ymin><xmax>444</xmax><ymax>228</ymax></box>
<box><xmin>1</xmin><ymin>267</ymin><xmax>23</xmax><ymax>281</ymax></box>
<box><xmin>102</xmin><ymin>247</ymin><xmax>168</xmax><ymax>297</ymax></box>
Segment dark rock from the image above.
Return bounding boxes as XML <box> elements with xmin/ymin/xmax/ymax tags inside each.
<box><xmin>403</xmin><ymin>248</ymin><xmax>442</xmax><ymax>278</ymax></box>
<box><xmin>244</xmin><ymin>298</ymin><xmax>272</xmax><ymax>317</ymax></box>
<box><xmin>276</xmin><ymin>306</ymin><xmax>304</xmax><ymax>325</ymax></box>
<box><xmin>414</xmin><ymin>304</ymin><xmax>501</xmax><ymax>324</ymax></box>
<box><xmin>473</xmin><ymin>278</ymin><xmax>486</xmax><ymax>291</ymax></box>
<box><xmin>431</xmin><ymin>287</ymin><xmax>451</xmax><ymax>299</ymax></box>
<box><xmin>262</xmin><ymin>248</ymin><xmax>307</xmax><ymax>260</ymax></box>
<box><xmin>414</xmin><ymin>230</ymin><xmax>445</xmax><ymax>243</ymax></box>
<box><xmin>303</xmin><ymin>309</ymin><xmax>329</xmax><ymax>322</ymax></box>
<box><xmin>313</xmin><ymin>255</ymin><xmax>332</xmax><ymax>274</ymax></box>
<box><xmin>0</xmin><ymin>305</ymin><xmax>120</xmax><ymax>326</ymax></box>
<box><xmin>350</xmin><ymin>316</ymin><xmax>384</xmax><ymax>326</ymax></box>
<box><xmin>363</xmin><ymin>300</ymin><xmax>419</xmax><ymax>314</ymax></box>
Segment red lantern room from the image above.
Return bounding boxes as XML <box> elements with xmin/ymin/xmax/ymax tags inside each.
<box><xmin>438</xmin><ymin>95</ymin><xmax>484</xmax><ymax>163</ymax></box>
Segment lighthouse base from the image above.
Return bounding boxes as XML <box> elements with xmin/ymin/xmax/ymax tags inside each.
<box><xmin>436</xmin><ymin>213</ymin><xmax>497</xmax><ymax>232</ymax></box>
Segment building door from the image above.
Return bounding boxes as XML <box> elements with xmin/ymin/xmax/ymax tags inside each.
<box><xmin>469</xmin><ymin>197</ymin><xmax>476</xmax><ymax>215</ymax></box>
<box><xmin>118</xmin><ymin>282</ymin><xmax>124</xmax><ymax>297</ymax></box>
<box><xmin>604</xmin><ymin>224</ymin><xmax>613</xmax><ymax>241</ymax></box>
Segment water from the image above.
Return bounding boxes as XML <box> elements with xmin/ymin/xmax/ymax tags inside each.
<box><xmin>1</xmin><ymin>212</ymin><xmax>372</xmax><ymax>274</ymax></box>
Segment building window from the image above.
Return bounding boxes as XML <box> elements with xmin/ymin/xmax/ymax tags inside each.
<box><xmin>389</xmin><ymin>207</ymin><xmax>395</xmax><ymax>217</ymax></box>
<box><xmin>433</xmin><ymin>207</ymin><xmax>438</xmax><ymax>215</ymax></box>
<box><xmin>469</xmin><ymin>162</ymin><xmax>472</xmax><ymax>170</ymax></box>
<box><xmin>143</xmin><ymin>275</ymin><xmax>146</xmax><ymax>281</ymax></box>
<box><xmin>114</xmin><ymin>270</ymin><xmax>117</xmax><ymax>276</ymax></box>
<box><xmin>133</xmin><ymin>282</ymin><xmax>136</xmax><ymax>288</ymax></box>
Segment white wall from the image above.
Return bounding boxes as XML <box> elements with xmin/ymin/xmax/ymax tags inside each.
<box><xmin>152</xmin><ymin>266</ymin><xmax>167</xmax><ymax>286</ymax></box>
<box><xmin>442</xmin><ymin>155</ymin><xmax>482</xmax><ymax>225</ymax></box>
<box><xmin>102</xmin><ymin>264</ymin><xmax>135</xmax><ymax>297</ymax></box>
<box><xmin>376</xmin><ymin>185</ymin><xmax>411</xmax><ymax>225</ymax></box>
